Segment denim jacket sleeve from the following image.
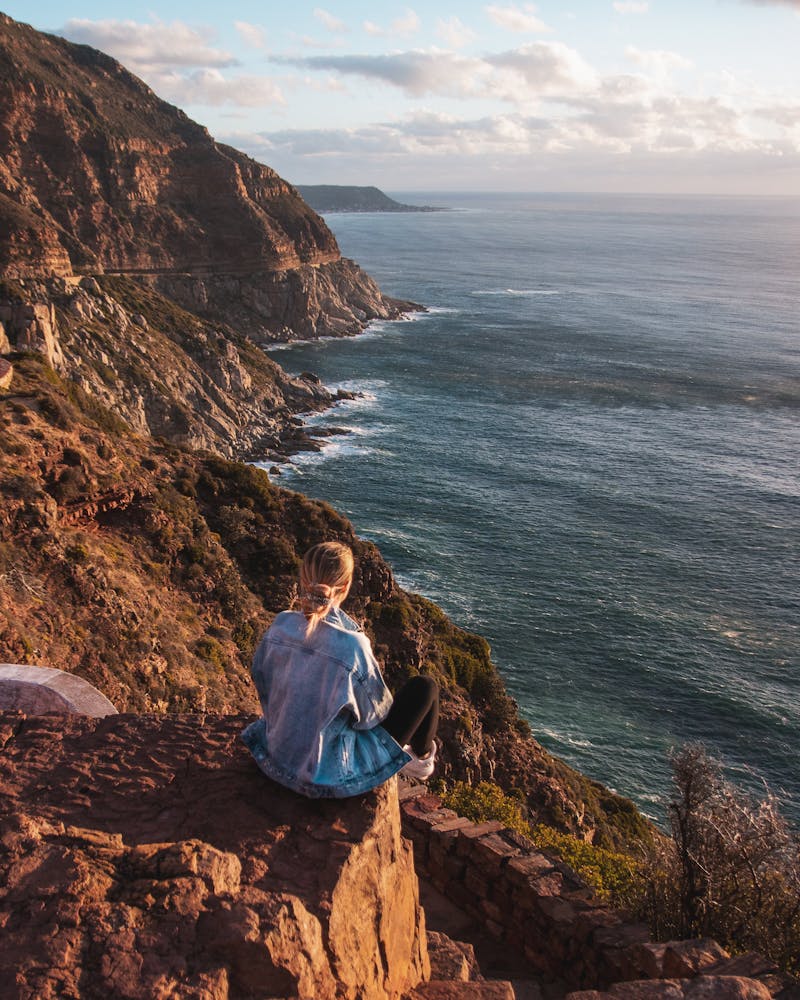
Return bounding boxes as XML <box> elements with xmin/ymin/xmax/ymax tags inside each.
<box><xmin>350</xmin><ymin>634</ymin><xmax>394</xmax><ymax>731</ymax></box>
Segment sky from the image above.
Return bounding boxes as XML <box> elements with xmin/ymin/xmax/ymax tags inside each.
<box><xmin>6</xmin><ymin>1</ymin><xmax>800</xmax><ymax>194</ymax></box>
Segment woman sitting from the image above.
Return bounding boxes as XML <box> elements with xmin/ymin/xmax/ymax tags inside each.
<box><xmin>241</xmin><ymin>541</ymin><xmax>439</xmax><ymax>798</ymax></box>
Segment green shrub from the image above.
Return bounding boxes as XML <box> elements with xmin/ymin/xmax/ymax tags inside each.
<box><xmin>441</xmin><ymin>780</ymin><xmax>532</xmax><ymax>837</ymax></box>
<box><xmin>532</xmin><ymin>824</ymin><xmax>641</xmax><ymax>904</ymax></box>
<box><xmin>440</xmin><ymin>779</ymin><xmax>642</xmax><ymax>903</ymax></box>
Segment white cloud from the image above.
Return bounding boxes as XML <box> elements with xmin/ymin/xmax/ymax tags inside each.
<box><xmin>436</xmin><ymin>16</ymin><xmax>476</xmax><ymax>49</ymax></box>
<box><xmin>485</xmin><ymin>4</ymin><xmax>550</xmax><ymax>33</ymax></box>
<box><xmin>487</xmin><ymin>42</ymin><xmax>597</xmax><ymax>95</ymax></box>
<box><xmin>234</xmin><ymin>21</ymin><xmax>267</xmax><ymax>50</ymax></box>
<box><xmin>59</xmin><ymin>18</ymin><xmax>237</xmax><ymax>70</ymax></box>
<box><xmin>612</xmin><ymin>2</ymin><xmax>650</xmax><ymax>13</ymax></box>
<box><xmin>314</xmin><ymin>8</ymin><xmax>347</xmax><ymax>33</ymax></box>
<box><xmin>276</xmin><ymin>42</ymin><xmax>596</xmax><ymax>103</ymax></box>
<box><xmin>151</xmin><ymin>69</ymin><xmax>285</xmax><ymax>108</ymax></box>
<box><xmin>363</xmin><ymin>9</ymin><xmax>421</xmax><ymax>38</ymax></box>
<box><xmin>744</xmin><ymin>0</ymin><xmax>800</xmax><ymax>6</ymax></box>
<box><xmin>625</xmin><ymin>47</ymin><xmax>692</xmax><ymax>80</ymax></box>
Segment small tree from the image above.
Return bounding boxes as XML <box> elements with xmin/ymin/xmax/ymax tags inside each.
<box><xmin>635</xmin><ymin>743</ymin><xmax>800</xmax><ymax>974</ymax></box>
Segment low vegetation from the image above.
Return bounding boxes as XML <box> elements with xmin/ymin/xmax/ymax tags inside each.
<box><xmin>441</xmin><ymin>748</ymin><xmax>800</xmax><ymax>975</ymax></box>
<box><xmin>439</xmin><ymin>779</ymin><xmax>639</xmax><ymax>902</ymax></box>
<box><xmin>634</xmin><ymin>744</ymin><xmax>800</xmax><ymax>975</ymax></box>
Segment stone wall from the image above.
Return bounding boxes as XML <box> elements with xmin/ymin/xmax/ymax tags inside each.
<box><xmin>399</xmin><ymin>785</ymin><xmax>795</xmax><ymax>998</ymax></box>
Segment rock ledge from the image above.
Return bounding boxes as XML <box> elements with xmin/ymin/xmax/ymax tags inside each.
<box><xmin>0</xmin><ymin>711</ymin><xmax>428</xmax><ymax>999</ymax></box>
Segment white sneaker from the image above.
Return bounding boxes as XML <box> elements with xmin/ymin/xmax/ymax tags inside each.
<box><xmin>400</xmin><ymin>742</ymin><xmax>437</xmax><ymax>781</ymax></box>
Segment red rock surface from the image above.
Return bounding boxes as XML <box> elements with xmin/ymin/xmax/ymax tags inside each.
<box><xmin>0</xmin><ymin>711</ymin><xmax>428</xmax><ymax>999</ymax></box>
<box><xmin>566</xmin><ymin>977</ymin><xmax>772</xmax><ymax>1000</ymax></box>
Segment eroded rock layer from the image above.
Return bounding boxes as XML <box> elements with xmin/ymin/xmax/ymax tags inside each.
<box><xmin>0</xmin><ymin>13</ymin><xmax>412</xmax><ymax>339</ymax></box>
<box><xmin>0</xmin><ymin>711</ymin><xmax>429</xmax><ymax>1000</ymax></box>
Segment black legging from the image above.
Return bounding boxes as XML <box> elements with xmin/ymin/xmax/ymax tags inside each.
<box><xmin>382</xmin><ymin>675</ymin><xmax>439</xmax><ymax>758</ymax></box>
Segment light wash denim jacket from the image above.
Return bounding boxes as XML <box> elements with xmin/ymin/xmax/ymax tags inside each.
<box><xmin>241</xmin><ymin>606</ymin><xmax>411</xmax><ymax>798</ymax></box>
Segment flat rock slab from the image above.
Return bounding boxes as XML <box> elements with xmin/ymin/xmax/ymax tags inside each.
<box><xmin>0</xmin><ymin>711</ymin><xmax>427</xmax><ymax>999</ymax></box>
<box><xmin>406</xmin><ymin>982</ymin><xmax>516</xmax><ymax>999</ymax></box>
<box><xmin>566</xmin><ymin>976</ymin><xmax>772</xmax><ymax>1000</ymax></box>
<box><xmin>0</xmin><ymin>663</ymin><xmax>118</xmax><ymax>717</ymax></box>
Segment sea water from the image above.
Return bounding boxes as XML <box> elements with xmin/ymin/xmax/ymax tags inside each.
<box><xmin>262</xmin><ymin>192</ymin><xmax>800</xmax><ymax>824</ymax></box>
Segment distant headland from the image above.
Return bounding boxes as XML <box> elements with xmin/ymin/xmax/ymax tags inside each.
<box><xmin>295</xmin><ymin>184</ymin><xmax>445</xmax><ymax>213</ymax></box>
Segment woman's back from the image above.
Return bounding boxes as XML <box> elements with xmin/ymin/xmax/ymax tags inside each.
<box><xmin>244</xmin><ymin>604</ymin><xmax>406</xmax><ymax>797</ymax></box>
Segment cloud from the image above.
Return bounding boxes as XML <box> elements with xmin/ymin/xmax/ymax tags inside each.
<box><xmin>274</xmin><ymin>50</ymin><xmax>490</xmax><ymax>99</ymax></box>
<box><xmin>755</xmin><ymin>104</ymin><xmax>800</xmax><ymax>126</ymax></box>
<box><xmin>485</xmin><ymin>4</ymin><xmax>550</xmax><ymax>33</ymax></box>
<box><xmin>235</xmin><ymin>21</ymin><xmax>267</xmax><ymax>50</ymax></box>
<box><xmin>625</xmin><ymin>47</ymin><xmax>692</xmax><ymax>79</ymax></box>
<box><xmin>363</xmin><ymin>9</ymin><xmax>421</xmax><ymax>37</ymax></box>
<box><xmin>743</xmin><ymin>0</ymin><xmax>800</xmax><ymax>6</ymax></box>
<box><xmin>151</xmin><ymin>69</ymin><xmax>284</xmax><ymax>107</ymax></box>
<box><xmin>314</xmin><ymin>8</ymin><xmax>347</xmax><ymax>33</ymax></box>
<box><xmin>59</xmin><ymin>18</ymin><xmax>237</xmax><ymax>70</ymax></box>
<box><xmin>276</xmin><ymin>42</ymin><xmax>596</xmax><ymax>102</ymax></box>
<box><xmin>436</xmin><ymin>16</ymin><xmax>477</xmax><ymax>48</ymax></box>
<box><xmin>486</xmin><ymin>42</ymin><xmax>597</xmax><ymax>94</ymax></box>
<box><xmin>612</xmin><ymin>2</ymin><xmax>650</xmax><ymax>13</ymax></box>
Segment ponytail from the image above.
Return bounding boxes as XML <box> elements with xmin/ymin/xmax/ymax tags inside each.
<box><xmin>296</xmin><ymin>542</ymin><xmax>354</xmax><ymax>635</ymax></box>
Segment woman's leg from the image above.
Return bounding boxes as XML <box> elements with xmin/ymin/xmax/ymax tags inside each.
<box><xmin>383</xmin><ymin>676</ymin><xmax>439</xmax><ymax>757</ymax></box>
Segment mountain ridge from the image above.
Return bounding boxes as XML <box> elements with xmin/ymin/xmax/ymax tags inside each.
<box><xmin>0</xmin><ymin>11</ymin><xmax>415</xmax><ymax>341</ymax></box>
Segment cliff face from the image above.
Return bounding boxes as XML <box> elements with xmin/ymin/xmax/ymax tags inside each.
<box><xmin>0</xmin><ymin>711</ymin><xmax>428</xmax><ymax>999</ymax></box>
<box><xmin>0</xmin><ymin>13</ymin><xmax>412</xmax><ymax>340</ymax></box>
<box><xmin>0</xmin><ymin>274</ymin><xmax>341</xmax><ymax>460</ymax></box>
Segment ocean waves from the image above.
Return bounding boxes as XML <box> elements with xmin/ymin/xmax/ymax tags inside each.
<box><xmin>266</xmin><ymin>194</ymin><xmax>800</xmax><ymax>824</ymax></box>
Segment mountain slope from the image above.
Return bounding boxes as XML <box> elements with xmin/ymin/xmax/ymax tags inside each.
<box><xmin>0</xmin><ymin>12</ymin><xmax>413</xmax><ymax>340</ymax></box>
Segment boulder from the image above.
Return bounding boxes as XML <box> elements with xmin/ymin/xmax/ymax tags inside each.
<box><xmin>0</xmin><ymin>711</ymin><xmax>429</xmax><ymax>999</ymax></box>
<box><xmin>662</xmin><ymin>940</ymin><xmax>730</xmax><ymax>978</ymax></box>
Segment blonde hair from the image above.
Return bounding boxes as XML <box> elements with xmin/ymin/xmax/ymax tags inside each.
<box><xmin>297</xmin><ymin>542</ymin><xmax>354</xmax><ymax>635</ymax></box>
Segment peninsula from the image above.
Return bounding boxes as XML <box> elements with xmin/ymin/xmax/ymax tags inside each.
<box><xmin>296</xmin><ymin>185</ymin><xmax>444</xmax><ymax>214</ymax></box>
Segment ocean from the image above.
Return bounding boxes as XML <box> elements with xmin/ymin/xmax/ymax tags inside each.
<box><xmin>261</xmin><ymin>192</ymin><xmax>800</xmax><ymax>824</ymax></box>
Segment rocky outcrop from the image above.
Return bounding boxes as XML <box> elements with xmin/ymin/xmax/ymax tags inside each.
<box><xmin>0</xmin><ymin>296</ymin><xmax>64</xmax><ymax>369</ymax></box>
<box><xmin>0</xmin><ymin>13</ymin><xmax>414</xmax><ymax>340</ymax></box>
<box><xmin>150</xmin><ymin>256</ymin><xmax>412</xmax><ymax>343</ymax></box>
<box><xmin>0</xmin><ymin>275</ymin><xmax>343</xmax><ymax>459</ymax></box>
<box><xmin>0</xmin><ymin>711</ymin><xmax>429</xmax><ymax>999</ymax></box>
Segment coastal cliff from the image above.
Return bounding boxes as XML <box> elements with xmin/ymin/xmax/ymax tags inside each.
<box><xmin>0</xmin><ymin>13</ymin><xmax>413</xmax><ymax>341</ymax></box>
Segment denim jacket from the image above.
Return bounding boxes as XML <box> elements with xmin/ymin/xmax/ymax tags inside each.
<box><xmin>241</xmin><ymin>606</ymin><xmax>411</xmax><ymax>798</ymax></box>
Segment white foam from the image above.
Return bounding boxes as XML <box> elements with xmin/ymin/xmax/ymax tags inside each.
<box><xmin>538</xmin><ymin>726</ymin><xmax>593</xmax><ymax>750</ymax></box>
<box><xmin>471</xmin><ymin>288</ymin><xmax>560</xmax><ymax>297</ymax></box>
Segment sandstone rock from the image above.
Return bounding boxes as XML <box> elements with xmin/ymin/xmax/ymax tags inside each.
<box><xmin>566</xmin><ymin>979</ymin><xmax>772</xmax><ymax>1000</ymax></box>
<box><xmin>0</xmin><ymin>299</ymin><xmax>64</xmax><ymax>369</ymax></box>
<box><xmin>427</xmin><ymin>930</ymin><xmax>480</xmax><ymax>982</ymax></box>
<box><xmin>406</xmin><ymin>982</ymin><xmax>515</xmax><ymax>999</ymax></box>
<box><xmin>567</xmin><ymin>985</ymin><xmax>684</xmax><ymax>1000</ymax></box>
<box><xmin>662</xmin><ymin>940</ymin><xmax>730</xmax><ymax>978</ymax></box>
<box><xmin>0</xmin><ymin>356</ymin><xmax>12</xmax><ymax>389</ymax></box>
<box><xmin>0</xmin><ymin>712</ymin><xmax>428</xmax><ymax>999</ymax></box>
<box><xmin>683</xmin><ymin>977</ymin><xmax>771</xmax><ymax>1000</ymax></box>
